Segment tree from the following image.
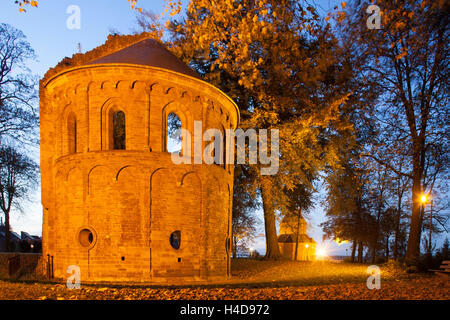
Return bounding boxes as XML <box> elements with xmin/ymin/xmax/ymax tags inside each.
<box><xmin>321</xmin><ymin>60</ymin><xmax>379</xmax><ymax>263</ymax></box>
<box><xmin>340</xmin><ymin>0</ymin><xmax>449</xmax><ymax>263</ymax></box>
<box><xmin>0</xmin><ymin>146</ymin><xmax>38</xmax><ymax>251</ymax></box>
<box><xmin>388</xmin><ymin>159</ymin><xmax>411</xmax><ymax>260</ymax></box>
<box><xmin>146</xmin><ymin>0</ymin><xmax>356</xmax><ymax>260</ymax></box>
<box><xmin>0</xmin><ymin>23</ymin><xmax>38</xmax><ymax>144</ymax></box>
<box><xmin>322</xmin><ymin>154</ymin><xmax>374</xmax><ymax>263</ymax></box>
<box><xmin>0</xmin><ymin>23</ymin><xmax>39</xmax><ymax>252</ymax></box>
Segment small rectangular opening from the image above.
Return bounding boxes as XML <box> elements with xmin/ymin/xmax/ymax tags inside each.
<box><xmin>177</xmin><ymin>257</ymin><xmax>181</xmax><ymax>262</ymax></box>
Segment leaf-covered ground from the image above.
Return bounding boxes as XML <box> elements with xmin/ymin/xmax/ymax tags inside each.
<box><xmin>0</xmin><ymin>260</ymin><xmax>448</xmax><ymax>300</ymax></box>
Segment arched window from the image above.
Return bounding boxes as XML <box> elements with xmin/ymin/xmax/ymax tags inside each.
<box><xmin>169</xmin><ymin>230</ymin><xmax>181</xmax><ymax>250</ymax></box>
<box><xmin>67</xmin><ymin>112</ymin><xmax>77</xmax><ymax>154</ymax></box>
<box><xmin>112</xmin><ymin>110</ymin><xmax>126</xmax><ymax>150</ymax></box>
<box><xmin>167</xmin><ymin>112</ymin><xmax>182</xmax><ymax>153</ymax></box>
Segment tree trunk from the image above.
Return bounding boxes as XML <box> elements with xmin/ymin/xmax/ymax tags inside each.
<box><xmin>351</xmin><ymin>240</ymin><xmax>357</xmax><ymax>262</ymax></box>
<box><xmin>385</xmin><ymin>236</ymin><xmax>389</xmax><ymax>260</ymax></box>
<box><xmin>4</xmin><ymin>212</ymin><xmax>10</xmax><ymax>252</ymax></box>
<box><xmin>294</xmin><ymin>207</ymin><xmax>301</xmax><ymax>261</ymax></box>
<box><xmin>406</xmin><ymin>173</ymin><xmax>423</xmax><ymax>264</ymax></box>
<box><xmin>259</xmin><ymin>175</ymin><xmax>281</xmax><ymax>260</ymax></box>
<box><xmin>428</xmin><ymin>200</ymin><xmax>433</xmax><ymax>255</ymax></box>
<box><xmin>393</xmin><ymin>194</ymin><xmax>402</xmax><ymax>260</ymax></box>
<box><xmin>371</xmin><ymin>244</ymin><xmax>376</xmax><ymax>264</ymax></box>
<box><xmin>357</xmin><ymin>241</ymin><xmax>363</xmax><ymax>263</ymax></box>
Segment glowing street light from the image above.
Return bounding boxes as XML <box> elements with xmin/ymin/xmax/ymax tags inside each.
<box><xmin>421</xmin><ymin>194</ymin><xmax>428</xmax><ymax>203</ymax></box>
<box><xmin>316</xmin><ymin>248</ymin><xmax>327</xmax><ymax>260</ymax></box>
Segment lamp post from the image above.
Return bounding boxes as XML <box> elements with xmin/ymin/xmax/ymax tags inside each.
<box><xmin>421</xmin><ymin>194</ymin><xmax>433</xmax><ymax>255</ymax></box>
<box><xmin>428</xmin><ymin>198</ymin><xmax>433</xmax><ymax>255</ymax></box>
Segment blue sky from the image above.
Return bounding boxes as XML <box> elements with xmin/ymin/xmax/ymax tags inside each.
<box><xmin>0</xmin><ymin>0</ymin><xmax>367</xmax><ymax>256</ymax></box>
<box><xmin>0</xmin><ymin>0</ymin><xmax>171</xmax><ymax>235</ymax></box>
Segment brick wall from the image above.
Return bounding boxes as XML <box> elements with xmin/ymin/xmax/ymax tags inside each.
<box><xmin>0</xmin><ymin>253</ymin><xmax>43</xmax><ymax>277</ymax></box>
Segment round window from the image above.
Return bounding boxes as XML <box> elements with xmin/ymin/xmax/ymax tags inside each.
<box><xmin>170</xmin><ymin>230</ymin><xmax>181</xmax><ymax>250</ymax></box>
<box><xmin>79</xmin><ymin>228</ymin><xmax>95</xmax><ymax>248</ymax></box>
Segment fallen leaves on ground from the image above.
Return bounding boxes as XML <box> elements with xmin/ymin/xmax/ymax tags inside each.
<box><xmin>0</xmin><ymin>260</ymin><xmax>448</xmax><ymax>300</ymax></box>
<box><xmin>0</xmin><ymin>277</ymin><xmax>448</xmax><ymax>300</ymax></box>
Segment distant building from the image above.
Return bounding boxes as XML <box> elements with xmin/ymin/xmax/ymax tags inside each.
<box><xmin>277</xmin><ymin>215</ymin><xmax>316</xmax><ymax>261</ymax></box>
<box><xmin>0</xmin><ymin>218</ymin><xmax>42</xmax><ymax>252</ymax></box>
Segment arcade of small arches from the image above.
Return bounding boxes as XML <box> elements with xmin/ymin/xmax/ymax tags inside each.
<box><xmin>53</xmin><ymin>78</ymin><xmax>234</xmax><ymax>172</ymax></box>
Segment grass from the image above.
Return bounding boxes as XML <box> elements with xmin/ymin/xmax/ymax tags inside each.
<box><xmin>0</xmin><ymin>257</ymin><xmax>411</xmax><ymax>288</ymax></box>
<box><xmin>229</xmin><ymin>258</ymin><xmax>406</xmax><ymax>287</ymax></box>
<box><xmin>0</xmin><ymin>258</ymin><xmax>446</xmax><ymax>300</ymax></box>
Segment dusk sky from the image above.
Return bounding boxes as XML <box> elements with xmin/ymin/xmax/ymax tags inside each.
<box><xmin>0</xmin><ymin>0</ymin><xmax>390</xmax><ymax>257</ymax></box>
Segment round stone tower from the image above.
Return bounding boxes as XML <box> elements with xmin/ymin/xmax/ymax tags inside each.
<box><xmin>39</xmin><ymin>35</ymin><xmax>239</xmax><ymax>282</ymax></box>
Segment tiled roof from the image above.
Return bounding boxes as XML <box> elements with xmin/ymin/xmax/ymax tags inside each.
<box><xmin>86</xmin><ymin>38</ymin><xmax>200</xmax><ymax>78</ymax></box>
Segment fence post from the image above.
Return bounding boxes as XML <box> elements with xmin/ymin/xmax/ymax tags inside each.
<box><xmin>47</xmin><ymin>254</ymin><xmax>50</xmax><ymax>280</ymax></box>
<box><xmin>8</xmin><ymin>255</ymin><xmax>20</xmax><ymax>277</ymax></box>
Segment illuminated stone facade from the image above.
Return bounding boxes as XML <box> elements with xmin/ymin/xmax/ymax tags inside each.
<box><xmin>40</xmin><ymin>36</ymin><xmax>239</xmax><ymax>282</ymax></box>
<box><xmin>278</xmin><ymin>215</ymin><xmax>316</xmax><ymax>261</ymax></box>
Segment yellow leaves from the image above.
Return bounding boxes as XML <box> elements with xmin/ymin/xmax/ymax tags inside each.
<box><xmin>337</xmin><ymin>11</ymin><xmax>346</xmax><ymax>23</ymax></box>
<box><xmin>395</xmin><ymin>51</ymin><xmax>407</xmax><ymax>60</ymax></box>
<box><xmin>394</xmin><ymin>21</ymin><xmax>406</xmax><ymax>30</ymax></box>
<box><xmin>197</xmin><ymin>34</ymin><xmax>209</xmax><ymax>49</ymax></box>
<box><xmin>341</xmin><ymin>2</ymin><xmax>346</xmax><ymax>9</ymax></box>
<box><xmin>166</xmin><ymin>0</ymin><xmax>182</xmax><ymax>17</ymax></box>
<box><xmin>421</xmin><ymin>0</ymin><xmax>427</xmax><ymax>9</ymax></box>
<box><xmin>128</xmin><ymin>0</ymin><xmax>137</xmax><ymax>9</ymax></box>
<box><xmin>16</xmin><ymin>0</ymin><xmax>38</xmax><ymax>12</ymax></box>
<box><xmin>261</xmin><ymin>26</ymin><xmax>268</xmax><ymax>36</ymax></box>
<box><xmin>242</xmin><ymin>46</ymin><xmax>249</xmax><ymax>58</ymax></box>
